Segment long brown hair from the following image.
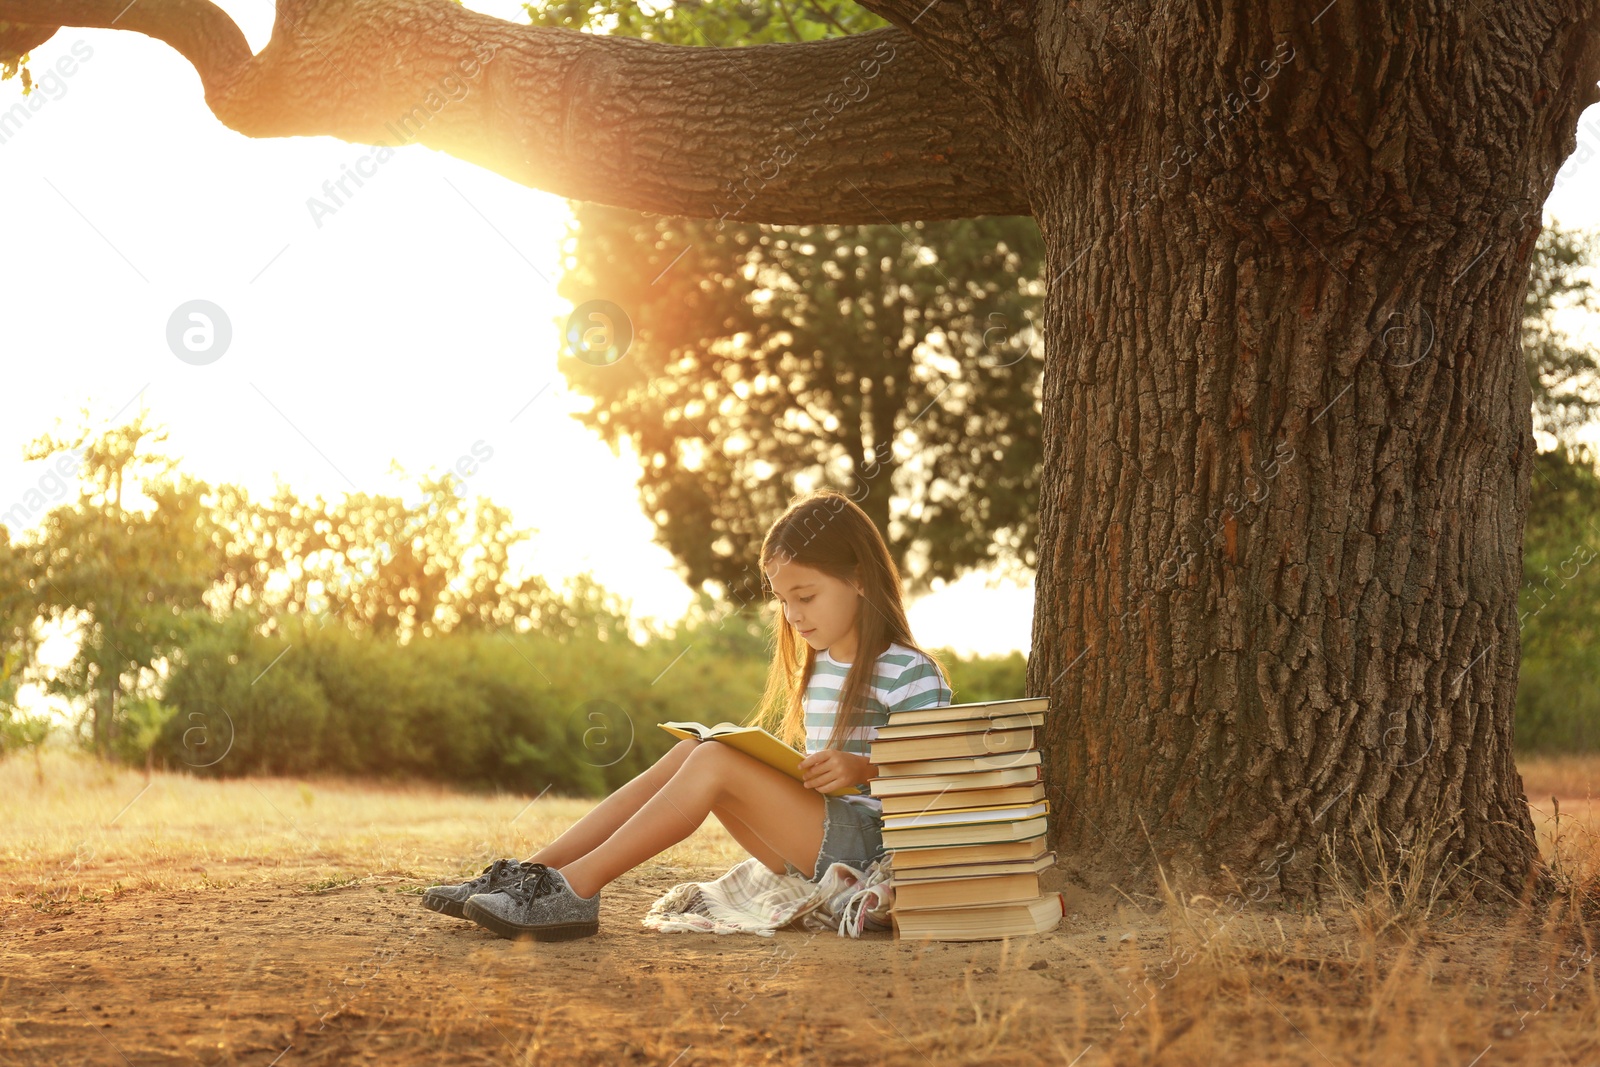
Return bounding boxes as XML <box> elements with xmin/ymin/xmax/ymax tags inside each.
<box><xmin>746</xmin><ymin>488</ymin><xmax>949</xmax><ymax>752</ymax></box>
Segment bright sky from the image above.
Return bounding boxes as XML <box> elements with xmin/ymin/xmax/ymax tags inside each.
<box><xmin>0</xmin><ymin>1</ymin><xmax>1039</xmax><ymax>720</ymax></box>
<box><xmin>2</xmin><ymin>4</ymin><xmax>1598</xmax><ymax>723</ymax></box>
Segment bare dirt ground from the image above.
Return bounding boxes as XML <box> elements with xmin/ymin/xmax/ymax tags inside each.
<box><xmin>3</xmin><ymin>750</ymin><xmax>1599</xmax><ymax>1066</ymax></box>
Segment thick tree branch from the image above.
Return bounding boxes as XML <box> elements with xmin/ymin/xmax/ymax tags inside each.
<box><xmin>848</xmin><ymin>0</ymin><xmax>964</xmax><ymax>37</ymax></box>
<box><xmin>0</xmin><ymin>0</ymin><xmax>1032</xmax><ymax>223</ymax></box>
<box><xmin>850</xmin><ymin>0</ymin><xmax>1047</xmax><ymax>128</ymax></box>
<box><xmin>0</xmin><ymin>1</ymin><xmax>251</xmax><ymax>86</ymax></box>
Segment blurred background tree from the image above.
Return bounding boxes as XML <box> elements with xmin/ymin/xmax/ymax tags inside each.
<box><xmin>1525</xmin><ymin>224</ymin><xmax>1600</xmax><ymax>445</ymax></box>
<box><xmin>201</xmin><ymin>469</ymin><xmax>559</xmax><ymax>639</ymax></box>
<box><xmin>0</xmin><ymin>524</ymin><xmax>51</xmax><ymax>776</ymax></box>
<box><xmin>528</xmin><ymin>0</ymin><xmax>1045</xmax><ymax>597</ymax></box>
<box><xmin>1516</xmin><ymin>222</ymin><xmax>1600</xmax><ymax>750</ymax></box>
<box><xmin>19</xmin><ymin>412</ymin><xmax>218</xmax><ymax>758</ymax></box>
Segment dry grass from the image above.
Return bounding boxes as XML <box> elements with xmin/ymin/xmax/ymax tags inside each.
<box><xmin>0</xmin><ymin>747</ymin><xmax>758</xmax><ymax>906</ymax></box>
<box><xmin>1</xmin><ymin>747</ymin><xmax>1598</xmax><ymax>1065</ymax></box>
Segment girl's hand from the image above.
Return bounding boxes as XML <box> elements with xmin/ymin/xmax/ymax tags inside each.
<box><xmin>798</xmin><ymin>750</ymin><xmax>874</xmax><ymax>793</ymax></box>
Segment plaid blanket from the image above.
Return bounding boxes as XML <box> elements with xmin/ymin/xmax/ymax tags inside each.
<box><xmin>641</xmin><ymin>854</ymin><xmax>895</xmax><ymax>937</ymax></box>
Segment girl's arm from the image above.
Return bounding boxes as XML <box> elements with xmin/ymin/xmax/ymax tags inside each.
<box><xmin>847</xmin><ymin>751</ymin><xmax>877</xmax><ymax>788</ymax></box>
<box><xmin>798</xmin><ymin>749</ymin><xmax>877</xmax><ymax>792</ymax></box>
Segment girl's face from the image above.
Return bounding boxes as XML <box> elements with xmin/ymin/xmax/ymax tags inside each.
<box><xmin>766</xmin><ymin>558</ymin><xmax>864</xmax><ymax>661</ymax></box>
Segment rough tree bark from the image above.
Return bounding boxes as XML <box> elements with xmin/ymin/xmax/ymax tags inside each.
<box><xmin>7</xmin><ymin>0</ymin><xmax>1598</xmax><ymax>904</ymax></box>
<box><xmin>1017</xmin><ymin>1</ymin><xmax>1600</xmax><ymax>905</ymax></box>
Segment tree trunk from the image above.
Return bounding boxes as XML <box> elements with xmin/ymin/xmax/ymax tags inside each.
<box><xmin>1022</xmin><ymin>6</ymin><xmax>1599</xmax><ymax>905</ymax></box>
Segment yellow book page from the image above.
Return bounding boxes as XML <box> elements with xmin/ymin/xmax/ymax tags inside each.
<box><xmin>656</xmin><ymin>722</ymin><xmax>857</xmax><ymax>798</ymax></box>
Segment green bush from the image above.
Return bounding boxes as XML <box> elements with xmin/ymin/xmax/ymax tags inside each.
<box><xmin>152</xmin><ymin>604</ymin><xmax>766</xmax><ymax>794</ymax></box>
<box><xmin>149</xmin><ymin>602</ymin><xmax>1031</xmax><ymax>792</ymax></box>
<box><xmin>937</xmin><ymin>647</ymin><xmax>1029</xmax><ymax>704</ymax></box>
<box><xmin>1514</xmin><ymin>445</ymin><xmax>1600</xmax><ymax>751</ymax></box>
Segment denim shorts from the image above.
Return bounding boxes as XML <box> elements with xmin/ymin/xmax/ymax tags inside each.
<box><xmin>784</xmin><ymin>795</ymin><xmax>886</xmax><ymax>882</ymax></box>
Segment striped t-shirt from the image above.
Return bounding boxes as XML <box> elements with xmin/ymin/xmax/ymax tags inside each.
<box><xmin>804</xmin><ymin>641</ymin><xmax>952</xmax><ymax>813</ymax></box>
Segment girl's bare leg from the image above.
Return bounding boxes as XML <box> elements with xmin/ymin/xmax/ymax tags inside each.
<box><xmin>524</xmin><ymin>739</ymin><xmax>700</xmax><ymax>868</ymax></box>
<box><xmin>708</xmin><ymin>802</ymin><xmax>796</xmax><ymax>878</ymax></box>
<box><xmin>557</xmin><ymin>743</ymin><xmax>827</xmax><ymax>899</ymax></box>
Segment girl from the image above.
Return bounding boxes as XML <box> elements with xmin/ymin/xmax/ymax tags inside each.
<box><xmin>423</xmin><ymin>488</ymin><xmax>953</xmax><ymax>941</ymax></box>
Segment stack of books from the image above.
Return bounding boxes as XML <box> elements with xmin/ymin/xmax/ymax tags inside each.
<box><xmin>870</xmin><ymin>696</ymin><xmax>1064</xmax><ymax>941</ymax></box>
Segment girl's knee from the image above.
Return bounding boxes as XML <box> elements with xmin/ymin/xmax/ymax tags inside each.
<box><xmin>683</xmin><ymin>738</ymin><xmax>723</xmax><ymax>764</ymax></box>
<box><xmin>683</xmin><ymin>739</ymin><xmax>741</xmax><ymax>780</ymax></box>
<box><xmin>659</xmin><ymin>738</ymin><xmax>701</xmax><ymax>774</ymax></box>
<box><xmin>681</xmin><ymin>742</ymin><xmax>737</xmax><ymax>803</ymax></box>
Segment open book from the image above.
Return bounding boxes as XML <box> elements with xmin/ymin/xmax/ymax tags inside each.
<box><xmin>657</xmin><ymin>721</ymin><xmax>858</xmax><ymax>798</ymax></box>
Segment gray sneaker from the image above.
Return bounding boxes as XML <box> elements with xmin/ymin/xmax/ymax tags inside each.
<box><xmin>422</xmin><ymin>858</ymin><xmax>539</xmax><ymax>919</ymax></box>
<box><xmin>462</xmin><ymin>863</ymin><xmax>600</xmax><ymax>941</ymax></box>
